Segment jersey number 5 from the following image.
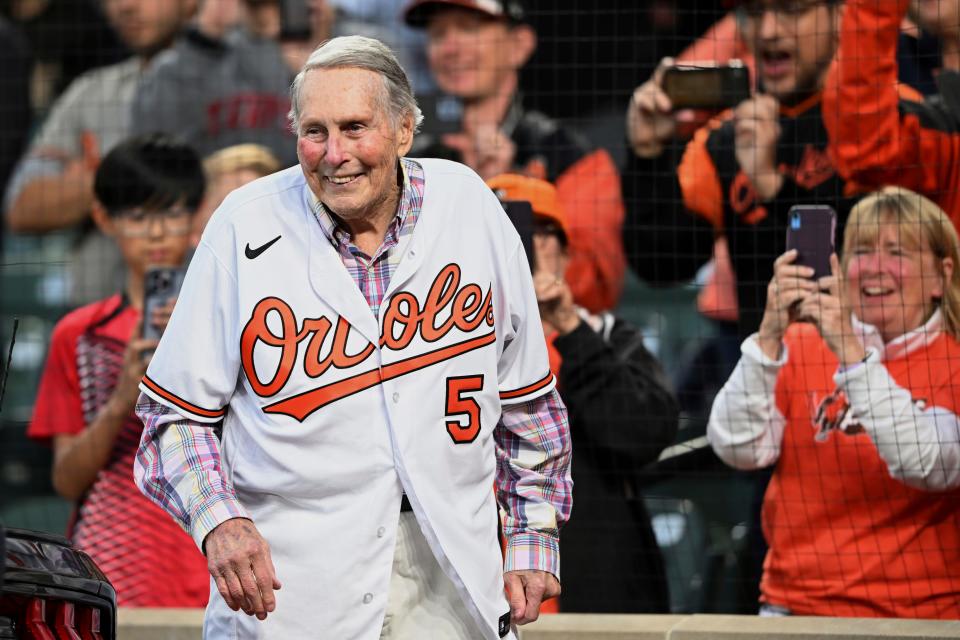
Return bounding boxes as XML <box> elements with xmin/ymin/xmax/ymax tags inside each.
<box><xmin>445</xmin><ymin>375</ymin><xmax>484</xmax><ymax>444</ymax></box>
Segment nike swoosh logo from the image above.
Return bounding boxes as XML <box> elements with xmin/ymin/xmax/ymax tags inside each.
<box><xmin>245</xmin><ymin>235</ymin><xmax>281</xmax><ymax>259</ymax></box>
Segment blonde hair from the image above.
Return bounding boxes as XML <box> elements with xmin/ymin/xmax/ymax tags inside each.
<box><xmin>842</xmin><ymin>186</ymin><xmax>960</xmax><ymax>340</ymax></box>
<box><xmin>203</xmin><ymin>144</ymin><xmax>281</xmax><ymax>180</ymax></box>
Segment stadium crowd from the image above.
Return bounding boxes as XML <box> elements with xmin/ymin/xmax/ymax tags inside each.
<box><xmin>2</xmin><ymin>0</ymin><xmax>960</xmax><ymax>628</ymax></box>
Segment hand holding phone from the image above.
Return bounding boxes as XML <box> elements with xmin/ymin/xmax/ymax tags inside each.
<box><xmin>142</xmin><ymin>267</ymin><xmax>185</xmax><ymax>348</ymax></box>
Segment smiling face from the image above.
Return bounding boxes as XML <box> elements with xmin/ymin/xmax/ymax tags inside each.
<box><xmin>425</xmin><ymin>7</ymin><xmax>531</xmax><ymax>101</ymax></box>
<box><xmin>844</xmin><ymin>218</ymin><xmax>950</xmax><ymax>342</ymax></box>
<box><xmin>295</xmin><ymin>67</ymin><xmax>414</xmax><ymax>226</ymax></box>
<box><xmin>739</xmin><ymin>0</ymin><xmax>839</xmax><ymax>101</ymax></box>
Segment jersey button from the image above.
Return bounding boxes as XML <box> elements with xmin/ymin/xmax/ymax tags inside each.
<box><xmin>392</xmin><ymin>392</ymin><xmax>400</xmax><ymax>403</ymax></box>
<box><xmin>377</xmin><ymin>527</ymin><xmax>386</xmax><ymax>538</ymax></box>
<box><xmin>363</xmin><ymin>593</ymin><xmax>373</xmax><ymax>604</ymax></box>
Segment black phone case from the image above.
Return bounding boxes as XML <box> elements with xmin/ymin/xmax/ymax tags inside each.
<box><xmin>662</xmin><ymin>63</ymin><xmax>751</xmax><ymax>110</ymax></box>
<box><xmin>502</xmin><ymin>200</ymin><xmax>535</xmax><ymax>270</ymax></box>
<box><xmin>785</xmin><ymin>205</ymin><xmax>837</xmax><ymax>281</ymax></box>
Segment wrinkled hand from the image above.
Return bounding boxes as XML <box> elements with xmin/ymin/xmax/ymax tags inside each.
<box><xmin>796</xmin><ymin>254</ymin><xmax>865</xmax><ymax>365</ymax></box>
<box><xmin>626</xmin><ymin>58</ymin><xmax>677</xmax><ymax>158</ymax></box>
<box><xmin>114</xmin><ymin>325</ymin><xmax>158</xmax><ymax>410</ymax></box>
<box><xmin>504</xmin><ymin>570</ymin><xmax>560</xmax><ymax>625</ymax></box>
<box><xmin>757</xmin><ymin>249</ymin><xmax>817</xmax><ymax>359</ymax></box>
<box><xmin>533</xmin><ymin>270</ymin><xmax>579</xmax><ymax>335</ymax></box>
<box><xmin>733</xmin><ymin>94</ymin><xmax>782</xmax><ymax>201</ymax></box>
<box><xmin>205</xmin><ymin>518</ymin><xmax>282</xmax><ymax>620</ymax></box>
<box><xmin>442</xmin><ymin>124</ymin><xmax>516</xmax><ymax>180</ymax></box>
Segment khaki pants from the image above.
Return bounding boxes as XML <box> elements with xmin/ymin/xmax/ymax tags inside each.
<box><xmin>379</xmin><ymin>512</ymin><xmax>487</xmax><ymax>640</ymax></box>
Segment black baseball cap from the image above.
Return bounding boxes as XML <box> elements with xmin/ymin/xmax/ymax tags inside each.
<box><xmin>403</xmin><ymin>0</ymin><xmax>525</xmax><ymax>28</ymax></box>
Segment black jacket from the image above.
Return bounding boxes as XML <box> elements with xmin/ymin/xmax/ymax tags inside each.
<box><xmin>554</xmin><ymin>315</ymin><xmax>678</xmax><ymax>613</ymax></box>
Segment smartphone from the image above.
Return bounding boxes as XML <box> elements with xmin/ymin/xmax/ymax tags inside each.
<box><xmin>417</xmin><ymin>93</ymin><xmax>464</xmax><ymax>137</ymax></box>
<box><xmin>662</xmin><ymin>61</ymin><xmax>751</xmax><ymax>110</ymax></box>
<box><xmin>785</xmin><ymin>205</ymin><xmax>837</xmax><ymax>281</ymax></box>
<box><xmin>502</xmin><ymin>200</ymin><xmax>535</xmax><ymax>271</ymax></box>
<box><xmin>142</xmin><ymin>267</ymin><xmax>185</xmax><ymax>343</ymax></box>
<box><xmin>279</xmin><ymin>0</ymin><xmax>311</xmax><ymax>41</ymax></box>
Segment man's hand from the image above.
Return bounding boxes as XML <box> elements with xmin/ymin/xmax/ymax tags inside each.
<box><xmin>503</xmin><ymin>569</ymin><xmax>560</xmax><ymax>625</ymax></box>
<box><xmin>442</xmin><ymin>124</ymin><xmax>516</xmax><ymax>180</ymax></box>
<box><xmin>205</xmin><ymin>518</ymin><xmax>282</xmax><ymax>620</ymax></box>
<box><xmin>733</xmin><ymin>94</ymin><xmax>783</xmax><ymax>201</ymax></box>
<box><xmin>626</xmin><ymin>58</ymin><xmax>677</xmax><ymax>159</ymax></box>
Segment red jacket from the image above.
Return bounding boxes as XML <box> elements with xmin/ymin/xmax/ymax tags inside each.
<box><xmin>822</xmin><ymin>0</ymin><xmax>960</xmax><ymax>225</ymax></box>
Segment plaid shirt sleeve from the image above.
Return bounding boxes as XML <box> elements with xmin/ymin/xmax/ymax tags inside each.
<box><xmin>496</xmin><ymin>388</ymin><xmax>573</xmax><ymax>578</ymax></box>
<box><xmin>134</xmin><ymin>393</ymin><xmax>250</xmax><ymax>551</ymax></box>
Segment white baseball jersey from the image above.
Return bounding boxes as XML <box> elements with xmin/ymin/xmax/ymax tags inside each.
<box><xmin>140</xmin><ymin>158</ymin><xmax>556</xmax><ymax>639</ymax></box>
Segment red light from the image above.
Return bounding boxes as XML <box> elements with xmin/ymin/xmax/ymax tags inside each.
<box><xmin>54</xmin><ymin>602</ymin><xmax>82</xmax><ymax>640</ymax></box>
<box><xmin>76</xmin><ymin>606</ymin><xmax>104</xmax><ymax>640</ymax></box>
<box><xmin>23</xmin><ymin>598</ymin><xmax>56</xmax><ymax>640</ymax></box>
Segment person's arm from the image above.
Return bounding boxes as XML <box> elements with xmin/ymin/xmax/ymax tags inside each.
<box><xmin>822</xmin><ymin>0</ymin><xmax>958</xmax><ymax>195</ymax></box>
<box><xmin>52</xmin><ymin>332</ymin><xmax>157</xmax><ymax>500</ymax></box>
<box><xmin>135</xmin><ymin>395</ymin><xmax>281</xmax><ymax>619</ymax></box>
<box><xmin>554</xmin><ymin>314</ymin><xmax>678</xmax><ymax>468</ymax></box>
<box><xmin>4</xmin><ymin>74</ymin><xmax>99</xmax><ymax>232</ymax></box>
<box><xmin>835</xmin><ymin>352</ymin><xmax>960</xmax><ymax>491</ymax></box>
<box><xmin>556</xmin><ymin>149</ymin><xmax>626</xmax><ymax>312</ymax></box>
<box><xmin>707</xmin><ymin>334</ymin><xmax>788</xmax><ymax>470</ymax></box>
<box><xmin>496</xmin><ymin>389</ymin><xmax>572</xmax><ymax>623</ymax></box>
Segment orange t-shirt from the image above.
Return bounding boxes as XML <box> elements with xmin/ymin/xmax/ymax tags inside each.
<box><xmin>762</xmin><ymin>323</ymin><xmax>960</xmax><ymax>618</ymax></box>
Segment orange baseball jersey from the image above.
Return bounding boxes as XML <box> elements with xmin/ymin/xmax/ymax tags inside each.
<box><xmin>139</xmin><ymin>159</ymin><xmax>557</xmax><ymax>638</ymax></box>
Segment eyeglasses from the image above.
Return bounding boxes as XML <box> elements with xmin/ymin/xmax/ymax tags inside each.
<box><xmin>113</xmin><ymin>207</ymin><xmax>192</xmax><ymax>238</ymax></box>
<box><xmin>739</xmin><ymin>0</ymin><xmax>823</xmax><ymax>21</ymax></box>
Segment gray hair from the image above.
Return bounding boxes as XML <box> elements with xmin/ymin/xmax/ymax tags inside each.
<box><xmin>288</xmin><ymin>36</ymin><xmax>423</xmax><ymax>135</ymax></box>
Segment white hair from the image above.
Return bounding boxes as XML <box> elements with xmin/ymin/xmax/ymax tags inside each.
<box><xmin>288</xmin><ymin>36</ymin><xmax>423</xmax><ymax>134</ymax></box>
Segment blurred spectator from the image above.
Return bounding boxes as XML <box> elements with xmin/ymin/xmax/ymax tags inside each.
<box><xmin>27</xmin><ymin>133</ymin><xmax>209</xmax><ymax>607</ymax></box>
<box><xmin>823</xmin><ymin>0</ymin><xmax>960</xmax><ymax>226</ymax></box>
<box><xmin>623</xmin><ymin>0</ymin><xmax>854</xmax><ymax>339</ymax></box>
<box><xmin>488</xmin><ymin>173</ymin><xmax>678</xmax><ymax>613</ymax></box>
<box><xmin>708</xmin><ymin>188</ymin><xmax>960</xmax><ymax>618</ymax></box>
<box><xmin>192</xmin><ymin>142</ymin><xmax>281</xmax><ymax>244</ymax></box>
<box><xmin>4</xmin><ymin>0</ymin><xmax>197</xmax><ymax>306</ymax></box>
<box><xmin>2</xmin><ymin>0</ymin><xmax>127</xmax><ymax>115</ymax></box>
<box><xmin>404</xmin><ymin>0</ymin><xmax>626</xmax><ymax>313</ymax></box>
<box><xmin>131</xmin><ymin>0</ymin><xmax>301</xmax><ymax>168</ymax></box>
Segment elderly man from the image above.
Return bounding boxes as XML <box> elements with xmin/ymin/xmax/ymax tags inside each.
<box><xmin>134</xmin><ymin>35</ymin><xmax>571</xmax><ymax>639</ymax></box>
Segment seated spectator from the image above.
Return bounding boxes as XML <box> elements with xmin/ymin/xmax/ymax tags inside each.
<box><xmin>623</xmin><ymin>0</ymin><xmax>853</xmax><ymax>340</ymax></box>
<box><xmin>192</xmin><ymin>143</ymin><xmax>281</xmax><ymax>244</ymax></box>
<box><xmin>823</xmin><ymin>0</ymin><xmax>960</xmax><ymax>226</ymax></box>
<box><xmin>27</xmin><ymin>134</ymin><xmax>209</xmax><ymax>607</ymax></box>
<box><xmin>4</xmin><ymin>0</ymin><xmax>196</xmax><ymax>306</ymax></box>
<box><xmin>489</xmin><ymin>173</ymin><xmax>678</xmax><ymax>613</ymax></box>
<box><xmin>404</xmin><ymin>0</ymin><xmax>626</xmax><ymax>313</ymax></box>
<box><xmin>708</xmin><ymin>187</ymin><xmax>960</xmax><ymax>618</ymax></box>
<box><xmin>132</xmin><ymin>0</ymin><xmax>300</xmax><ymax>168</ymax></box>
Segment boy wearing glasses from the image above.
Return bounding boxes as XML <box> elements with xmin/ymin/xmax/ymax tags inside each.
<box><xmin>27</xmin><ymin>133</ymin><xmax>210</xmax><ymax>607</ymax></box>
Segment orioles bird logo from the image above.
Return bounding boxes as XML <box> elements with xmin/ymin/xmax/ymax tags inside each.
<box><xmin>812</xmin><ymin>388</ymin><xmax>864</xmax><ymax>441</ymax></box>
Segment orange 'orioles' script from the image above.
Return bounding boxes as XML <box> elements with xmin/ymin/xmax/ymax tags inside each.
<box><xmin>240</xmin><ymin>264</ymin><xmax>496</xmax><ymax>421</ymax></box>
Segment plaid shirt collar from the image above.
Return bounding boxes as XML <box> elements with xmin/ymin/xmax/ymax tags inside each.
<box><xmin>308</xmin><ymin>158</ymin><xmax>422</xmax><ymax>255</ymax></box>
